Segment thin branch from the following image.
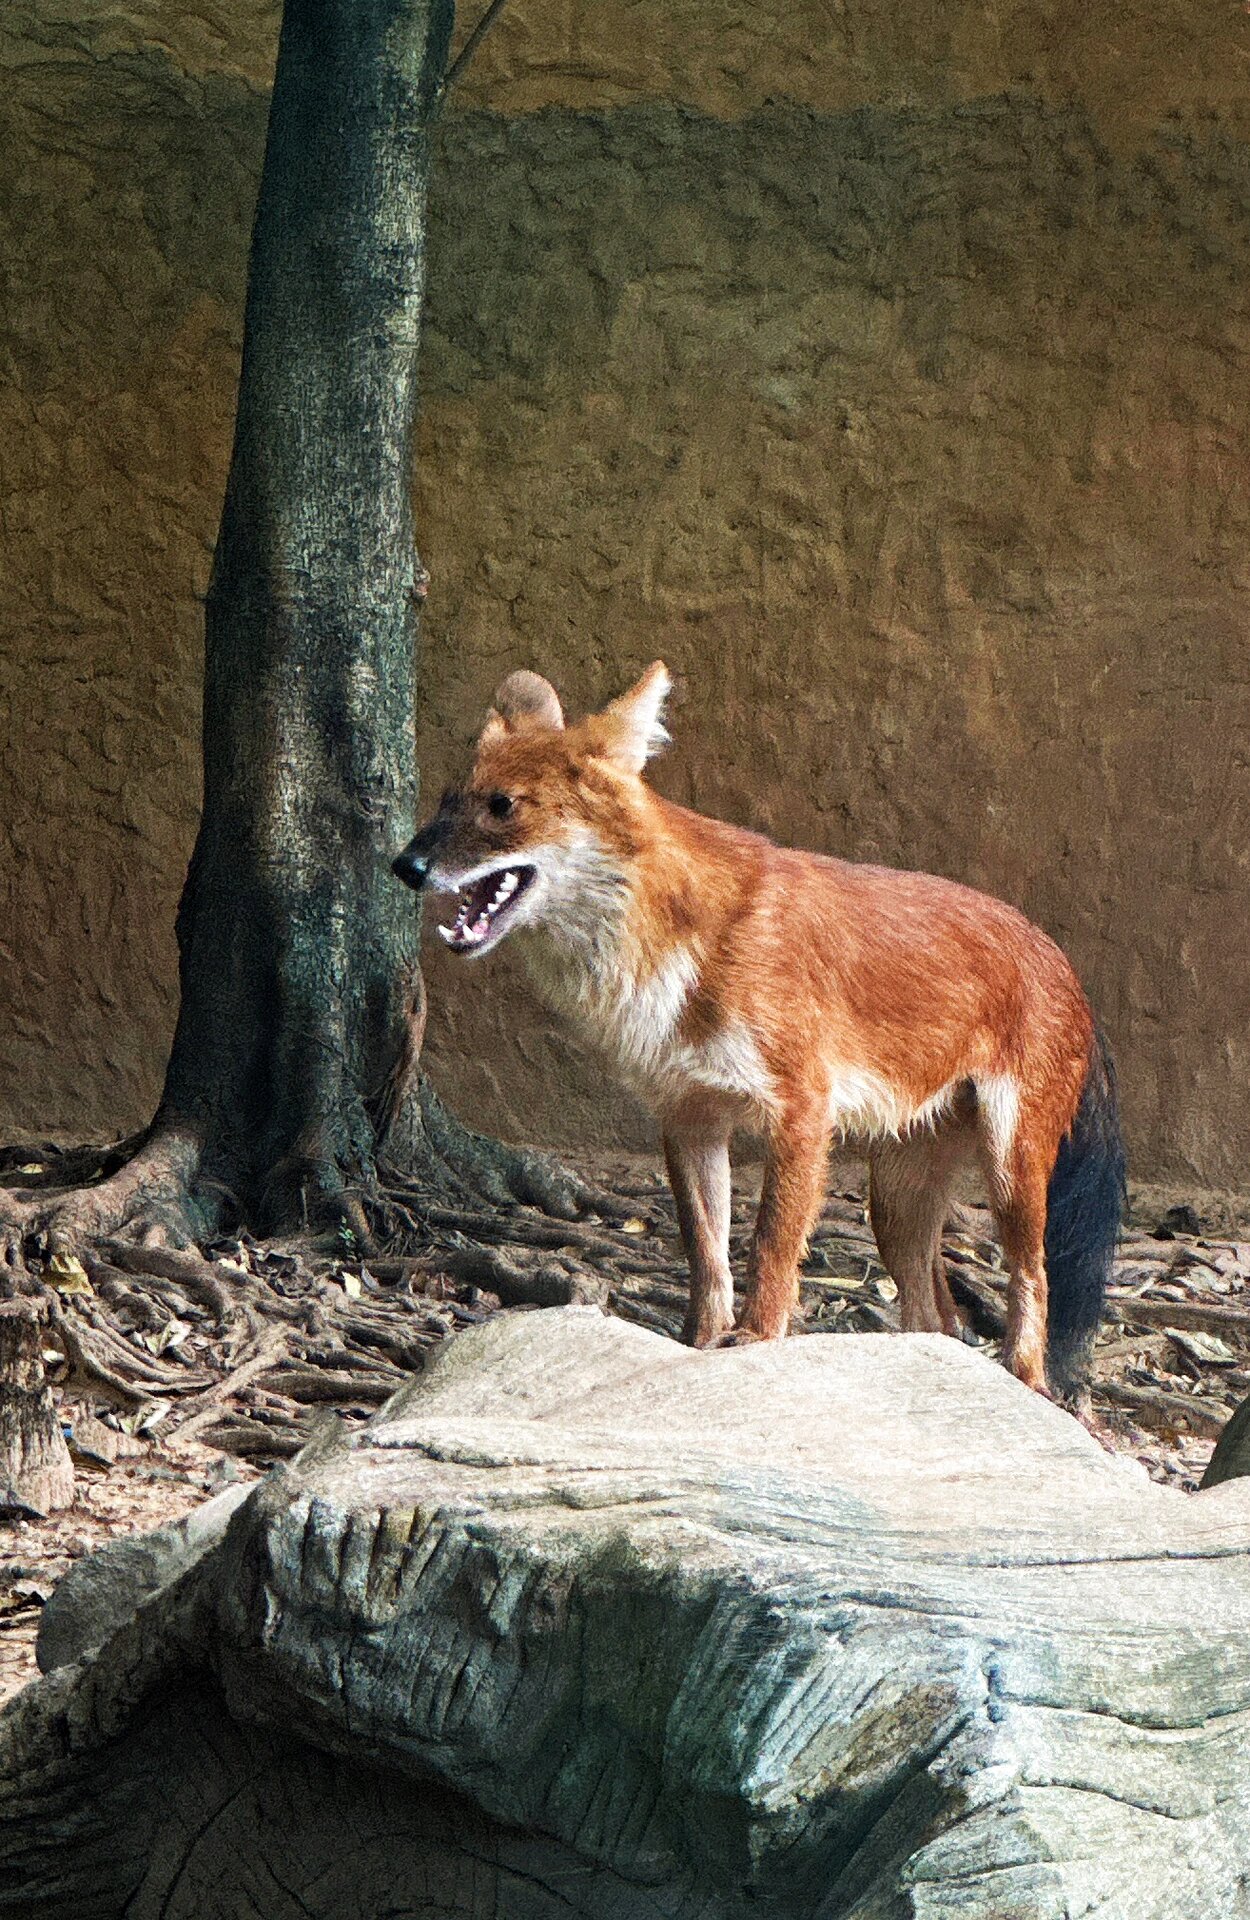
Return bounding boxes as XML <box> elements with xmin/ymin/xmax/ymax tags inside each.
<box><xmin>440</xmin><ymin>0</ymin><xmax>514</xmax><ymax>97</ymax></box>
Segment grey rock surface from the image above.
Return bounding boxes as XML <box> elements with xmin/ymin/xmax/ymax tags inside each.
<box><xmin>3</xmin><ymin>1308</ymin><xmax>1250</xmax><ymax>1918</ymax></box>
<box><xmin>1203</xmin><ymin>1386</ymin><xmax>1250</xmax><ymax>1490</ymax></box>
<box><xmin>34</xmin><ymin>1478</ymin><xmax>253</xmax><ymax>1674</ymax></box>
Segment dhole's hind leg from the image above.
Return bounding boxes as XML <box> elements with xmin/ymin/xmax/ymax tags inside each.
<box><xmin>868</xmin><ymin>1121</ymin><xmax>974</xmax><ymax>1337</ymax></box>
<box><xmin>976</xmin><ymin>1090</ymin><xmax>1055</xmax><ymax>1393</ymax></box>
<box><xmin>663</xmin><ymin>1121</ymin><xmax>735</xmax><ymax>1347</ymax></box>
<box><xmin>737</xmin><ymin>1101</ymin><xmax>832</xmax><ymax>1342</ymax></box>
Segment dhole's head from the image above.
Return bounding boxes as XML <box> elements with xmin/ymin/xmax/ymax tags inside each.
<box><xmin>392</xmin><ymin>662</ymin><xmax>671</xmax><ymax>956</ymax></box>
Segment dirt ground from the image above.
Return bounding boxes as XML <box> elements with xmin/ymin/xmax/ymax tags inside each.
<box><xmin>1</xmin><ymin>1153</ymin><xmax>1244</xmax><ymax>1706</ymax></box>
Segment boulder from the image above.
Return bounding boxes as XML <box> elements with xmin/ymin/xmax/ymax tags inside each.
<box><xmin>33</xmin><ymin>1479</ymin><xmax>253</xmax><ymax>1674</ymax></box>
<box><xmin>3</xmin><ymin>1307</ymin><xmax>1250</xmax><ymax>1918</ymax></box>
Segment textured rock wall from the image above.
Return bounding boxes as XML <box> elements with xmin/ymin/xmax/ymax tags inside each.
<box><xmin>3</xmin><ymin>0</ymin><xmax>1249</xmax><ymax>1181</ymax></box>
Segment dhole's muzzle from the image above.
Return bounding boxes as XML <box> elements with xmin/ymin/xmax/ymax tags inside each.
<box><xmin>392</xmin><ymin>801</ymin><xmax>540</xmax><ymax>957</ymax></box>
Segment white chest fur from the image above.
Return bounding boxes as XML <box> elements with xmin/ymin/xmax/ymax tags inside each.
<box><xmin>522</xmin><ymin>932</ymin><xmax>774</xmax><ymax>1115</ymax></box>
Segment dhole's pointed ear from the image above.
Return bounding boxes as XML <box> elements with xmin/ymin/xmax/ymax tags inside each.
<box><xmin>586</xmin><ymin>661</ymin><xmax>672</xmax><ymax>774</ymax></box>
<box><xmin>479</xmin><ymin>670</ymin><xmax>565</xmax><ymax>746</ymax></box>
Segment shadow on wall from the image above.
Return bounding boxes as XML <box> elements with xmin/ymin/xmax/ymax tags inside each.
<box><xmin>2</xmin><ymin>19</ymin><xmax>1248</xmax><ymax>1182</ymax></box>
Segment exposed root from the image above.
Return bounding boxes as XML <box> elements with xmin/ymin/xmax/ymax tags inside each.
<box><xmin>0</xmin><ymin>1133</ymin><xmax>145</xmax><ymax>1190</ymax></box>
<box><xmin>0</xmin><ymin>1197</ymin><xmax>35</xmax><ymax>1276</ymax></box>
<box><xmin>0</xmin><ymin>1079</ymin><xmax>631</xmax><ymax>1294</ymax></box>
<box><xmin>0</xmin><ymin>1102</ymin><xmax>666</xmax><ymax>1473</ymax></box>
<box><xmin>433</xmin><ymin>1242</ymin><xmax>609</xmax><ymax>1310</ymax></box>
<box><xmin>257</xmin><ymin>1138</ymin><xmax>376</xmax><ymax>1251</ymax></box>
<box><xmin>389</xmin><ymin>1078</ymin><xmax>634</xmax><ymax>1224</ymax></box>
<box><xmin>0</xmin><ymin>1128</ymin><xmax>207</xmax><ymax>1266</ymax></box>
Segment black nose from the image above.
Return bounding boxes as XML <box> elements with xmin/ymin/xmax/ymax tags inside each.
<box><xmin>392</xmin><ymin>845</ymin><xmax>431</xmax><ymax>891</ymax></box>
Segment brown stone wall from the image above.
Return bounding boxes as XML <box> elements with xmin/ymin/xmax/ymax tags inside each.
<box><xmin>2</xmin><ymin>0</ymin><xmax>1248</xmax><ymax>1182</ymax></box>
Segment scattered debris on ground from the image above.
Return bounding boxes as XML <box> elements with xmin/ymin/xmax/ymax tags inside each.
<box><xmin>1</xmin><ymin>1144</ymin><xmax>1245</xmax><ymax>1701</ymax></box>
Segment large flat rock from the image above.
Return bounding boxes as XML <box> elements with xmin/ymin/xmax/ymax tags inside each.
<box><xmin>4</xmin><ymin>1308</ymin><xmax>1250</xmax><ymax>1917</ymax></box>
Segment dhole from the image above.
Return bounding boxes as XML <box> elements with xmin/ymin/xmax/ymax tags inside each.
<box><xmin>394</xmin><ymin>664</ymin><xmax>1124</xmax><ymax>1399</ymax></box>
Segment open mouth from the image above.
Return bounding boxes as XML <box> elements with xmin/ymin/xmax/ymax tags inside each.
<box><xmin>438</xmin><ymin>865</ymin><xmax>536</xmax><ymax>954</ymax></box>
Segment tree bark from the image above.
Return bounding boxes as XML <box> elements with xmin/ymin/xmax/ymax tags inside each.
<box><xmin>156</xmin><ymin>0</ymin><xmax>452</xmax><ymax>1235</ymax></box>
<box><xmin>0</xmin><ymin>1306</ymin><xmax>73</xmax><ymax>1516</ymax></box>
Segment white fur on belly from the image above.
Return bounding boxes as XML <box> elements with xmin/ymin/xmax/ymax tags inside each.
<box><xmin>827</xmin><ymin>1067</ymin><xmax>962</xmax><ymax>1141</ymax></box>
<box><xmin>671</xmin><ymin>1018</ymin><xmax>775</xmax><ymax>1109</ymax></box>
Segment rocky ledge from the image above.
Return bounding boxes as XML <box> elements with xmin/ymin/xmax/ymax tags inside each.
<box><xmin>3</xmin><ymin>1307</ymin><xmax>1249</xmax><ymax>1918</ymax></box>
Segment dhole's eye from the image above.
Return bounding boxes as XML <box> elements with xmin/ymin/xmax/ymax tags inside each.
<box><xmin>487</xmin><ymin>791</ymin><xmax>514</xmax><ymax>820</ymax></box>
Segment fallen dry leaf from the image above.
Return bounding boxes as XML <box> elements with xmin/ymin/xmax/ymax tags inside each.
<box><xmin>47</xmin><ymin>1251</ymin><xmax>92</xmax><ymax>1295</ymax></box>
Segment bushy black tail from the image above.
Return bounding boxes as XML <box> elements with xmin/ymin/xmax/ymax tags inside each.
<box><xmin>1044</xmin><ymin>1027</ymin><xmax>1126</xmax><ymax>1397</ymax></box>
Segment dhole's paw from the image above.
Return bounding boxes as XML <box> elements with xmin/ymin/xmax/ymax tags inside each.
<box><xmin>1072</xmin><ymin>1407</ymin><xmax>1118</xmax><ymax>1451</ymax></box>
<box><xmin>1001</xmin><ymin>1335</ymin><xmax>1049</xmax><ymax>1397</ymax></box>
<box><xmin>1052</xmin><ymin>1390</ymin><xmax>1112</xmax><ymax>1445</ymax></box>
<box><xmin>709</xmin><ymin>1319</ymin><xmax>790</xmax><ymax>1349</ymax></box>
<box><xmin>683</xmin><ymin>1316</ymin><xmax>734</xmax><ymax>1350</ymax></box>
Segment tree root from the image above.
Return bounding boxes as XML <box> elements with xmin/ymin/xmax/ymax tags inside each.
<box><xmin>0</xmin><ymin>1127</ymin><xmax>208</xmax><ymax>1270</ymax></box>
<box><xmin>0</xmin><ymin>1302</ymin><xmax>75</xmax><ymax>1517</ymax></box>
<box><xmin>433</xmin><ymin>1243</ymin><xmax>609</xmax><ymax>1310</ymax></box>
<box><xmin>386</xmin><ymin>1079</ymin><xmax>635</xmax><ymax>1224</ymax></box>
<box><xmin>0</xmin><ymin>1076</ymin><xmax>636</xmax><ymax>1306</ymax></box>
<box><xmin>0</xmin><ymin>1132</ymin><xmax>145</xmax><ymax>1190</ymax></box>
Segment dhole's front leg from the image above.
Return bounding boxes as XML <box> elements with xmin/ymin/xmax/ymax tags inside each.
<box><xmin>663</xmin><ymin>1121</ymin><xmax>735</xmax><ymax>1347</ymax></box>
<box><xmin>737</xmin><ymin>1101</ymin><xmax>832</xmax><ymax>1341</ymax></box>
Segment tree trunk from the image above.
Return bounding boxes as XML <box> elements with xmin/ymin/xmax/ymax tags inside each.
<box><xmin>0</xmin><ymin>1306</ymin><xmax>73</xmax><ymax>1517</ymax></box>
<box><xmin>0</xmin><ymin>0</ymin><xmax>607</xmax><ymax>1265</ymax></box>
<box><xmin>156</xmin><ymin>0</ymin><xmax>451</xmax><ymax>1235</ymax></box>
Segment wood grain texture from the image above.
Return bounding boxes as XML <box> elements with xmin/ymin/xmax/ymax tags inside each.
<box><xmin>0</xmin><ymin>1307</ymin><xmax>73</xmax><ymax>1517</ymax></box>
<box><xmin>4</xmin><ymin>1309</ymin><xmax>1250</xmax><ymax>1916</ymax></box>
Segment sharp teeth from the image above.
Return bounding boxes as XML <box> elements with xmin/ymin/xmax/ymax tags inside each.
<box><xmin>480</xmin><ymin>869</ymin><xmax>522</xmax><ymax>920</ymax></box>
<box><xmin>437</xmin><ymin>870</ymin><xmax>526</xmax><ymax>950</ymax></box>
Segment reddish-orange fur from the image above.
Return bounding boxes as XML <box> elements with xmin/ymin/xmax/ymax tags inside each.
<box><xmin>401</xmin><ymin>664</ymin><xmax>1100</xmax><ymax>1393</ymax></box>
